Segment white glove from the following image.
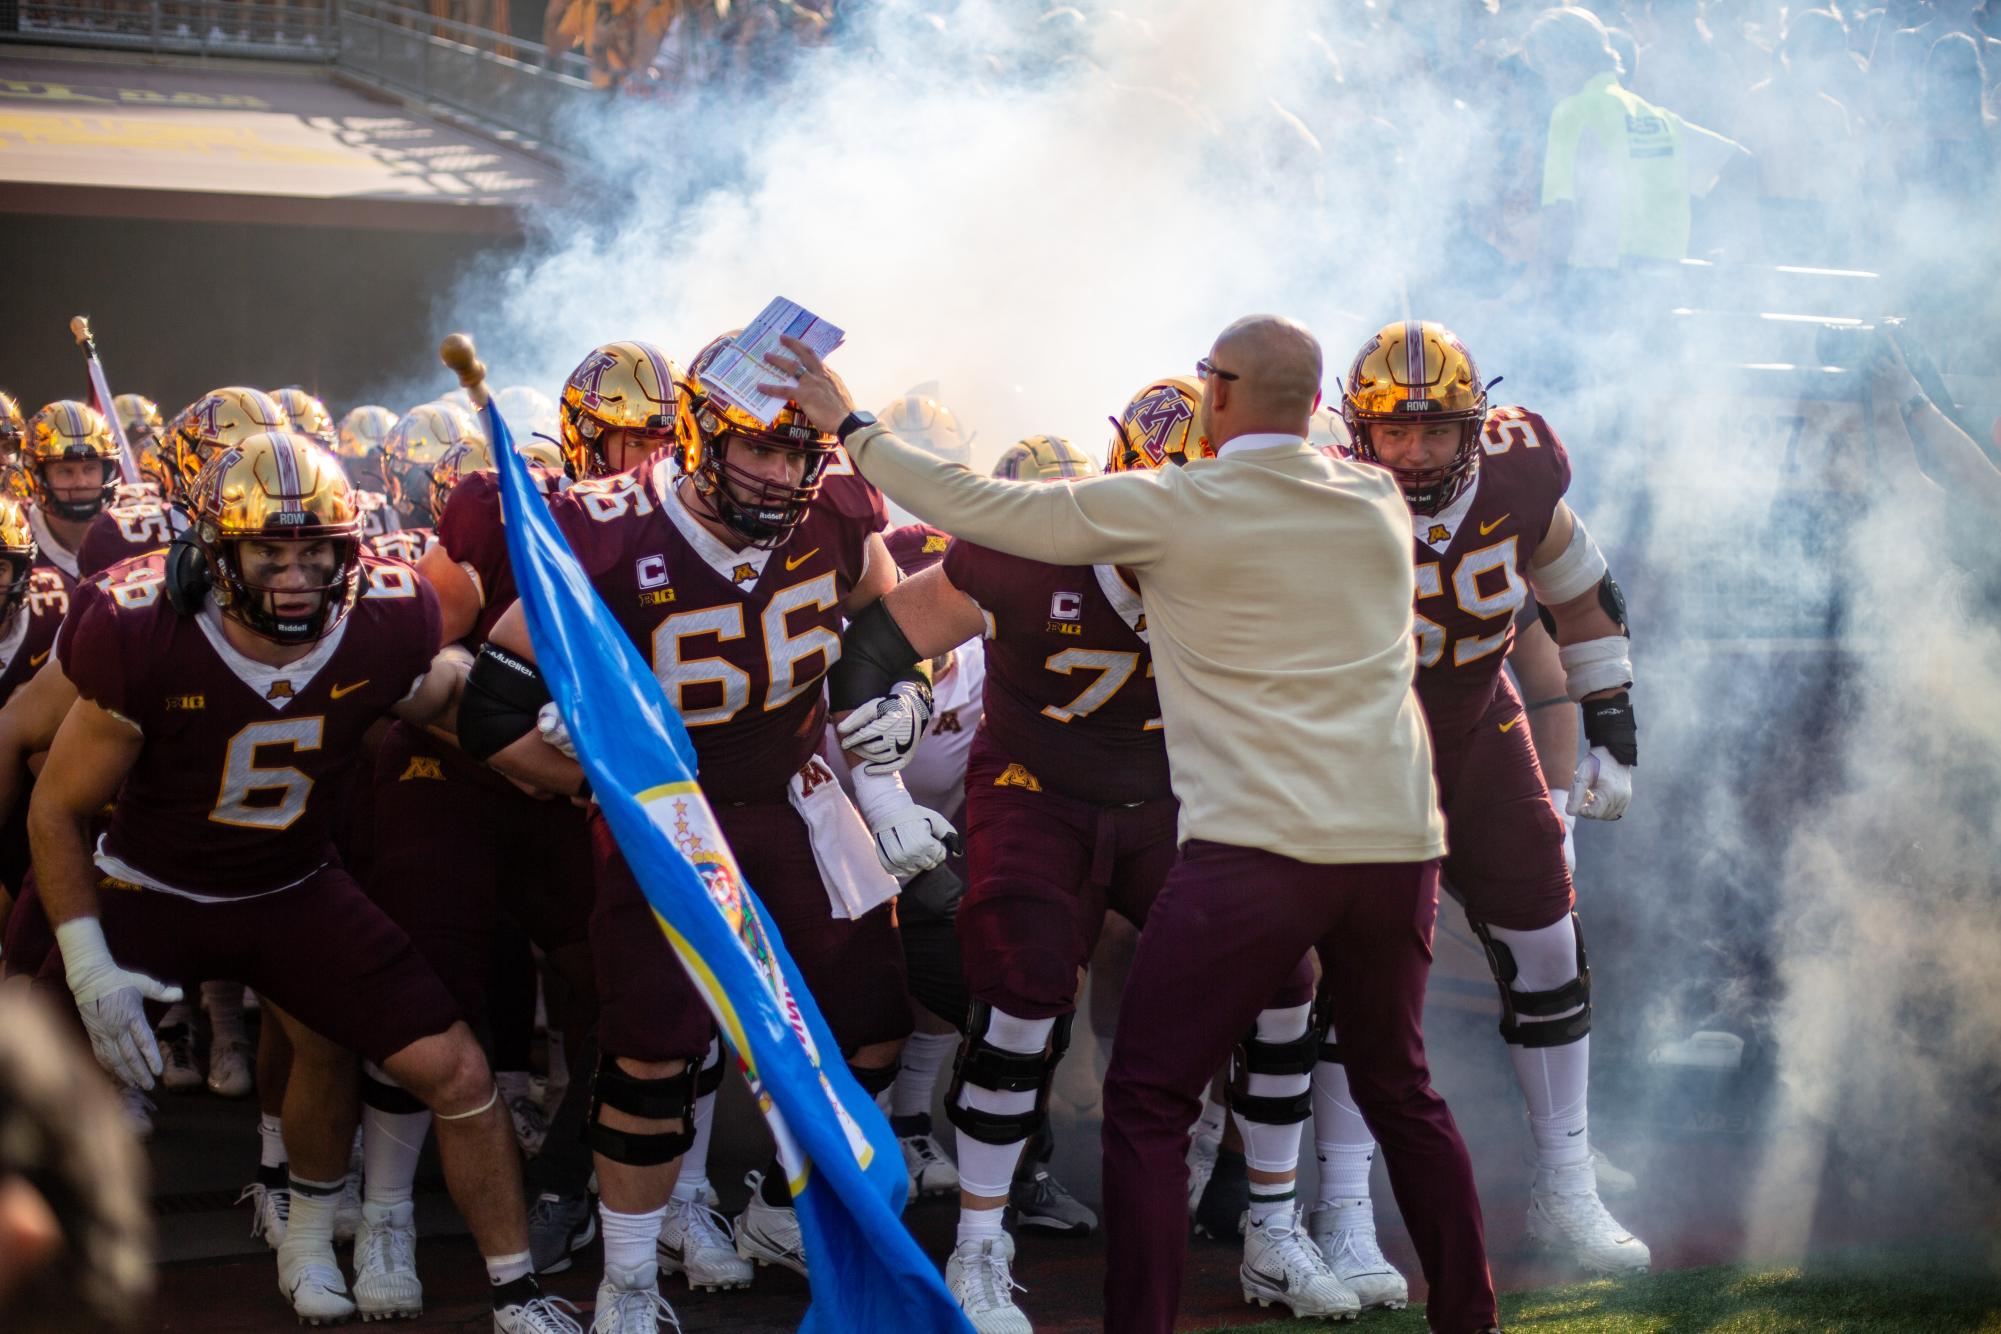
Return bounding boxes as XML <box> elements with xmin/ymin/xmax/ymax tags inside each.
<box><xmin>835</xmin><ymin>680</ymin><xmax>934</xmax><ymax>775</ymax></box>
<box><xmin>56</xmin><ymin>917</ymin><xmax>183</xmax><ymax>1090</ymax></box>
<box><xmin>1568</xmin><ymin>746</ymin><xmax>1633</xmax><ymax>822</ymax></box>
<box><xmin>850</xmin><ymin>767</ymin><xmax>955</xmax><ymax>877</ymax></box>
<box><xmin>536</xmin><ymin>701</ymin><xmax>578</xmax><ymax>759</ymax></box>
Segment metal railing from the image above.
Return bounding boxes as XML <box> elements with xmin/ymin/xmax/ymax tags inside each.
<box><xmin>3</xmin><ymin>0</ymin><xmax>338</xmax><ymax>60</ymax></box>
<box><xmin>334</xmin><ymin>0</ymin><xmax>598</xmax><ymax>150</ymax></box>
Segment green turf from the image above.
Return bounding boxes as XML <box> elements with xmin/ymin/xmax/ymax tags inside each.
<box><xmin>1192</xmin><ymin>1252</ymin><xmax>2001</xmax><ymax>1333</ymax></box>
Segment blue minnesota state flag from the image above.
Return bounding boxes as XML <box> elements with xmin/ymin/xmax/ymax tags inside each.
<box><xmin>484</xmin><ymin>400</ymin><xmax>973</xmax><ymax>1333</ymax></box>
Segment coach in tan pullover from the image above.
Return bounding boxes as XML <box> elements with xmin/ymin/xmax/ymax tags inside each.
<box><xmin>765</xmin><ymin>317</ymin><xmax>1497</xmax><ymax>1334</ymax></box>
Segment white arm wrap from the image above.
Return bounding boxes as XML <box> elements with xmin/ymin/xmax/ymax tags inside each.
<box><xmin>1529</xmin><ymin>513</ymin><xmax>1608</xmax><ymax>606</ymax></box>
<box><xmin>1557</xmin><ymin>635</ymin><xmax>1633</xmax><ymax>701</ymax></box>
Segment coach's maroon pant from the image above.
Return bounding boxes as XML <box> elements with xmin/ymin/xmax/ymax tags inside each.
<box><xmin>1101</xmin><ymin>841</ymin><xmax>1495</xmax><ymax>1334</ymax></box>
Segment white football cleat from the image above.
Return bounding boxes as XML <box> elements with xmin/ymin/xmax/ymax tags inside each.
<box><xmin>733</xmin><ymin>1171</ymin><xmax>806</xmax><ymax>1276</ymax></box>
<box><xmin>1527</xmin><ymin>1165</ymin><xmax>1651</xmax><ymax>1275</ymax></box>
<box><xmin>1240</xmin><ymin>1209</ymin><xmax>1359</xmax><ymax>1320</ymax></box>
<box><xmin>1307</xmin><ymin>1201</ymin><xmax>1408</xmax><ymax>1310</ymax></box>
<box><xmin>945</xmin><ymin>1233</ymin><xmax>1032</xmax><ymax>1334</ymax></box>
<box><xmin>493</xmin><ymin>1290</ymin><xmax>583</xmax><ymax>1333</ymax></box>
<box><xmin>1185</xmin><ymin>1122</ymin><xmax>1221</xmax><ymax>1218</ymax></box>
<box><xmin>900</xmin><ymin>1130</ymin><xmax>960</xmax><ymax>1197</ymax></box>
<box><xmin>657</xmin><ymin>1194</ymin><xmax>752</xmax><ymax>1291</ymax></box>
<box><xmin>207</xmin><ymin>1036</ymin><xmax>254</xmax><ymax>1098</ymax></box>
<box><xmin>238</xmin><ymin>1176</ymin><xmax>290</xmax><ymax>1250</ymax></box>
<box><xmin>277</xmin><ymin>1237</ymin><xmax>358</xmax><ymax>1326</ymax></box>
<box><xmin>353</xmin><ymin>1199</ymin><xmax>422</xmax><ymax>1320</ymax></box>
<box><xmin>590</xmin><ymin>1261</ymin><xmax>680</xmax><ymax>1333</ymax></box>
<box><xmin>1521</xmin><ymin>1143</ymin><xmax>1638</xmax><ymax>1198</ymax></box>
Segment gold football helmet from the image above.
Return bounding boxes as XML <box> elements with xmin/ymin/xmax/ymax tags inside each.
<box><xmin>427</xmin><ymin>433</ymin><xmax>497</xmax><ymax>525</ymax></box>
<box><xmin>381</xmin><ymin>402</ymin><xmax>485</xmax><ymax>521</ymax></box>
<box><xmin>0</xmin><ymin>392</ymin><xmax>27</xmax><ymax>504</ymax></box>
<box><xmin>25</xmin><ymin>400</ymin><xmax>120</xmax><ymax>521</ymax></box>
<box><xmin>190</xmin><ymin>431</ymin><xmax>361</xmax><ymax>644</ymax></box>
<box><xmin>992</xmin><ymin>434</ymin><xmax>1097</xmax><ymax>482</ymax></box>
<box><xmin>1105</xmin><ymin>376</ymin><xmax>1212</xmax><ymax>473</ymax></box>
<box><xmin>0</xmin><ymin>495</ymin><xmax>39</xmax><ymax>627</ymax></box>
<box><xmin>1341</xmin><ymin>320</ymin><xmax>1488</xmax><ymax>514</ymax></box>
<box><xmin>336</xmin><ymin>404</ymin><xmax>397</xmax><ymax>491</ymax></box>
<box><xmin>165</xmin><ymin>387</ymin><xmax>290</xmax><ymax>505</ymax></box>
<box><xmin>558</xmin><ymin>340</ymin><xmax>694</xmax><ymax>480</ymax></box>
<box><xmin>273</xmin><ymin>387</ymin><xmax>338</xmax><ymax>448</ymax></box>
<box><xmin>879</xmin><ymin>392</ymin><xmax>972</xmax><ymax>468</ymax></box>
<box><xmin>114</xmin><ymin>394</ymin><xmax>163</xmax><ymax>446</ymax></box>
<box><xmin>684</xmin><ymin>331</ymin><xmax>839</xmax><ymax>549</ymax></box>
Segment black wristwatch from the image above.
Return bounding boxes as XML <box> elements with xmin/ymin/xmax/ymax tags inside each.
<box><xmin>836</xmin><ymin>410</ymin><xmax>877</xmax><ymax>443</ymax></box>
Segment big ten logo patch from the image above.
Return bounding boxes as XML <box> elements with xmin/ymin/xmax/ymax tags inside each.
<box><xmin>1046</xmin><ymin>591</ymin><xmax>1083</xmax><ymax>636</ymax></box>
<box><xmin>635</xmin><ymin>554</ymin><xmax>677</xmax><ymax>606</ymax></box>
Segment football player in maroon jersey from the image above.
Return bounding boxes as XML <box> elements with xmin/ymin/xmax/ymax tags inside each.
<box><xmin>1305</xmin><ymin>321</ymin><xmax>1645</xmax><ymax>1298</ymax></box>
<box><xmin>20</xmin><ymin>401</ymin><xmax>121</xmax><ymax>581</ymax></box>
<box><xmin>467</xmin><ymin>340</ymin><xmax>948</xmax><ymax>1326</ymax></box>
<box><xmin>831</xmin><ymin>390</ymin><xmax>1358</xmax><ymax>1326</ymax></box>
<box><xmin>0</xmin><ymin>496</ymin><xmax>68</xmax><ymax>925</ymax></box>
<box><xmin>26</xmin><ymin>433</ymin><xmax>578</xmax><ymax>1333</ymax></box>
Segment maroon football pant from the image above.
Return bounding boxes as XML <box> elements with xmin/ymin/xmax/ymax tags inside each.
<box><xmin>36</xmin><ymin>867</ymin><xmax>462</xmax><ymax>1067</ymax></box>
<box><xmin>1101</xmin><ymin>842</ymin><xmax>1494</xmax><ymax>1334</ymax></box>
<box><xmin>1436</xmin><ymin>678</ymin><xmax>1574</xmax><ymax>931</ymax></box>
<box><xmin>366</xmin><ymin>723</ymin><xmax>593</xmax><ymax>1020</ymax></box>
<box><xmin>591</xmin><ymin>799</ymin><xmax>911</xmax><ymax>1064</ymax></box>
<box><xmin>960</xmin><ymin>741</ymin><xmax>1179</xmax><ymax>1019</ymax></box>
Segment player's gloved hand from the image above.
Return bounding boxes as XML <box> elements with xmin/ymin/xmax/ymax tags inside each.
<box><xmin>536</xmin><ymin>701</ymin><xmax>578</xmax><ymax>760</ymax></box>
<box><xmin>851</xmin><ymin>768</ymin><xmax>957</xmax><ymax>877</ymax></box>
<box><xmin>835</xmin><ymin>679</ymin><xmax>934</xmax><ymax>775</ymax></box>
<box><xmin>55</xmin><ymin>917</ymin><xmax>183</xmax><ymax>1090</ymax></box>
<box><xmin>1568</xmin><ymin>746</ymin><xmax>1633</xmax><ymax>822</ymax></box>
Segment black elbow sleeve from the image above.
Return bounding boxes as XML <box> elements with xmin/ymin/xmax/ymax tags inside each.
<box><xmin>458</xmin><ymin>644</ymin><xmax>550</xmax><ymax>760</ymax></box>
<box><xmin>828</xmin><ymin>599</ymin><xmax>923</xmax><ymax>712</ymax></box>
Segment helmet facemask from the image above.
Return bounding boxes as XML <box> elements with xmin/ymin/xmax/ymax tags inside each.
<box><xmin>208</xmin><ymin>532</ymin><xmax>363</xmax><ymax>645</ymax></box>
<box><xmin>1348</xmin><ymin>413</ymin><xmax>1484</xmax><ymax>516</ymax></box>
<box><xmin>34</xmin><ymin>455</ymin><xmax>118</xmax><ymax>523</ymax></box>
<box><xmin>689</xmin><ymin>420</ymin><xmax>834</xmax><ymax>549</ymax></box>
<box><xmin>0</xmin><ymin>551</ymin><xmax>33</xmax><ymax>631</ymax></box>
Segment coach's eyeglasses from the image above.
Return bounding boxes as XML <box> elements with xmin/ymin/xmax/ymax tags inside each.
<box><xmin>1195</xmin><ymin>357</ymin><xmax>1239</xmax><ymax>383</ymax></box>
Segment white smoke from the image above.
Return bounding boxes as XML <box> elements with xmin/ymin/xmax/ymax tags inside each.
<box><xmin>404</xmin><ymin>0</ymin><xmax>2001</xmax><ymax>1250</ymax></box>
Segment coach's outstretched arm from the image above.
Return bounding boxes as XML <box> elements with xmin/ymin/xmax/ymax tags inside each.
<box><xmin>760</xmin><ymin>338</ymin><xmax>1169</xmax><ymax>571</ymax></box>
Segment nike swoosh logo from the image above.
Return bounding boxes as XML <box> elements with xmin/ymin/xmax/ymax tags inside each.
<box><xmin>784</xmin><ymin>547</ymin><xmax>820</xmax><ymax>571</ymax></box>
<box><xmin>1499</xmin><ymin>717</ymin><xmax>1522</xmax><ymax>733</ymax></box>
<box><xmin>1479</xmin><ymin>513</ymin><xmax>1511</xmax><ymax>535</ymax></box>
<box><xmin>28</xmin><ymin>649</ymin><xmax>48</xmax><ymax>667</ymax></box>
<box><xmin>1567</xmin><ymin>1128</ymin><xmax>1586</xmax><ymax>1136</ymax></box>
<box><xmin>329</xmin><ymin>679</ymin><xmax>370</xmax><ymax>700</ymax></box>
<box><xmin>1247</xmin><ymin>1261</ymin><xmax>1290</xmax><ymax>1292</ymax></box>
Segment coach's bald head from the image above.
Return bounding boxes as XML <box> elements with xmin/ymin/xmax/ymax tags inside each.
<box><xmin>1200</xmin><ymin>315</ymin><xmax>1323</xmax><ymax>446</ymax></box>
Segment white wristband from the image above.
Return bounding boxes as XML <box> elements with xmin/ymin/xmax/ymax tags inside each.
<box><xmin>1558</xmin><ymin>635</ymin><xmax>1633</xmax><ymax>701</ymax></box>
<box><xmin>849</xmin><ymin>765</ymin><xmax>913</xmax><ymax>826</ymax></box>
<box><xmin>54</xmin><ymin>916</ymin><xmax>113</xmax><ymax>984</ymax></box>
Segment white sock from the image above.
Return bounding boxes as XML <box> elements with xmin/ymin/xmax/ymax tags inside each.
<box><xmin>955</xmin><ymin>1204</ymin><xmax>1006</xmax><ymax>1249</ymax></box>
<box><xmin>599</xmin><ymin>1203</ymin><xmax>667</xmax><ymax>1273</ymax></box>
<box><xmin>1310</xmin><ymin>1049</ymin><xmax>1377</xmax><ymax>1209</ymax></box>
<box><xmin>286</xmin><ymin>1175</ymin><xmax>343</xmax><ymax>1251</ymax></box>
<box><xmin>203</xmin><ymin>980</ymin><xmax>247</xmax><ymax>1045</ymax></box>
<box><xmin>363</xmin><ymin>1105</ymin><xmax>432</xmax><ymax>1209</ymax></box>
<box><xmin>1489</xmin><ymin>918</ymin><xmax>1593</xmax><ymax>1173</ymax></box>
<box><xmin>259</xmin><ymin>1113</ymin><xmax>288</xmax><ymax>1171</ymax></box>
<box><xmin>1231</xmin><ymin>1004</ymin><xmax>1311</xmax><ymax>1174</ymax></box>
<box><xmin>890</xmin><ymin>1029</ymin><xmax>958</xmax><ymax>1119</ymax></box>
<box><xmin>1195</xmin><ymin>1090</ymin><xmax>1227</xmax><ymax>1138</ymax></box>
<box><xmin>1246</xmin><ymin>1177</ymin><xmax>1297</xmax><ymax>1230</ymax></box>
<box><xmin>951</xmin><ymin>1009</ymin><xmax>1052</xmax><ymax>1198</ymax></box>
<box><xmin>486</xmin><ymin>1250</ymin><xmax>532</xmax><ymax>1286</ymax></box>
<box><xmin>672</xmin><ymin>1040</ymin><xmax>721</xmax><ymax>1204</ymax></box>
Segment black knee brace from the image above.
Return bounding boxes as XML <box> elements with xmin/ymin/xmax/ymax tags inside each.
<box><xmin>944</xmin><ymin>1001</ymin><xmax>1072</xmax><ymax>1147</ymax></box>
<box><xmin>1226</xmin><ymin>1019</ymin><xmax>1318</xmax><ymax>1125</ymax></box>
<box><xmin>847</xmin><ymin>1059</ymin><xmax>901</xmax><ymax>1099</ymax></box>
<box><xmin>1472</xmin><ymin>913</ymin><xmax>1592</xmax><ymax>1049</ymax></box>
<box><xmin>587</xmin><ymin>1053</ymin><xmax>698</xmax><ymax>1166</ymax></box>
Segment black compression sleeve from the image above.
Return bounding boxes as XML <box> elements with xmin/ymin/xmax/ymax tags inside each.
<box><xmin>827</xmin><ymin>599</ymin><xmax>923</xmax><ymax>712</ymax></box>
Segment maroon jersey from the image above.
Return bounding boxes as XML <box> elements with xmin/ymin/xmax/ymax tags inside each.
<box><xmin>355</xmin><ymin>490</ymin><xmax>400</xmax><ymax>540</ymax></box>
<box><xmin>367</xmin><ymin>526</ymin><xmax>437</xmax><ymax>564</ymax></box>
<box><xmin>0</xmin><ymin>569</ymin><xmax>72</xmax><ymax>705</ymax></box>
<box><xmin>885</xmin><ymin>522</ymin><xmax>953</xmax><ymax>576</ymax></box>
<box><xmin>1410</xmin><ymin>406</ymin><xmax>1571</xmax><ymax>745</ymax></box>
<box><xmin>554</xmin><ymin>457</ymin><xmax>887</xmax><ymax>803</ymax></box>
<box><xmin>27</xmin><ymin>506</ymin><xmax>83</xmax><ymax>581</ymax></box>
<box><xmin>77</xmin><ymin>496</ymin><xmax>186</xmax><ymax>580</ymax></box>
<box><xmin>942</xmin><ymin>541</ymin><xmax>1169</xmax><ymax>805</ymax></box>
<box><xmin>58</xmin><ymin>553</ymin><xmax>443</xmax><ymax>898</ymax></box>
<box><xmin>437</xmin><ymin>468</ymin><xmax>564</xmax><ymax>650</ymax></box>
